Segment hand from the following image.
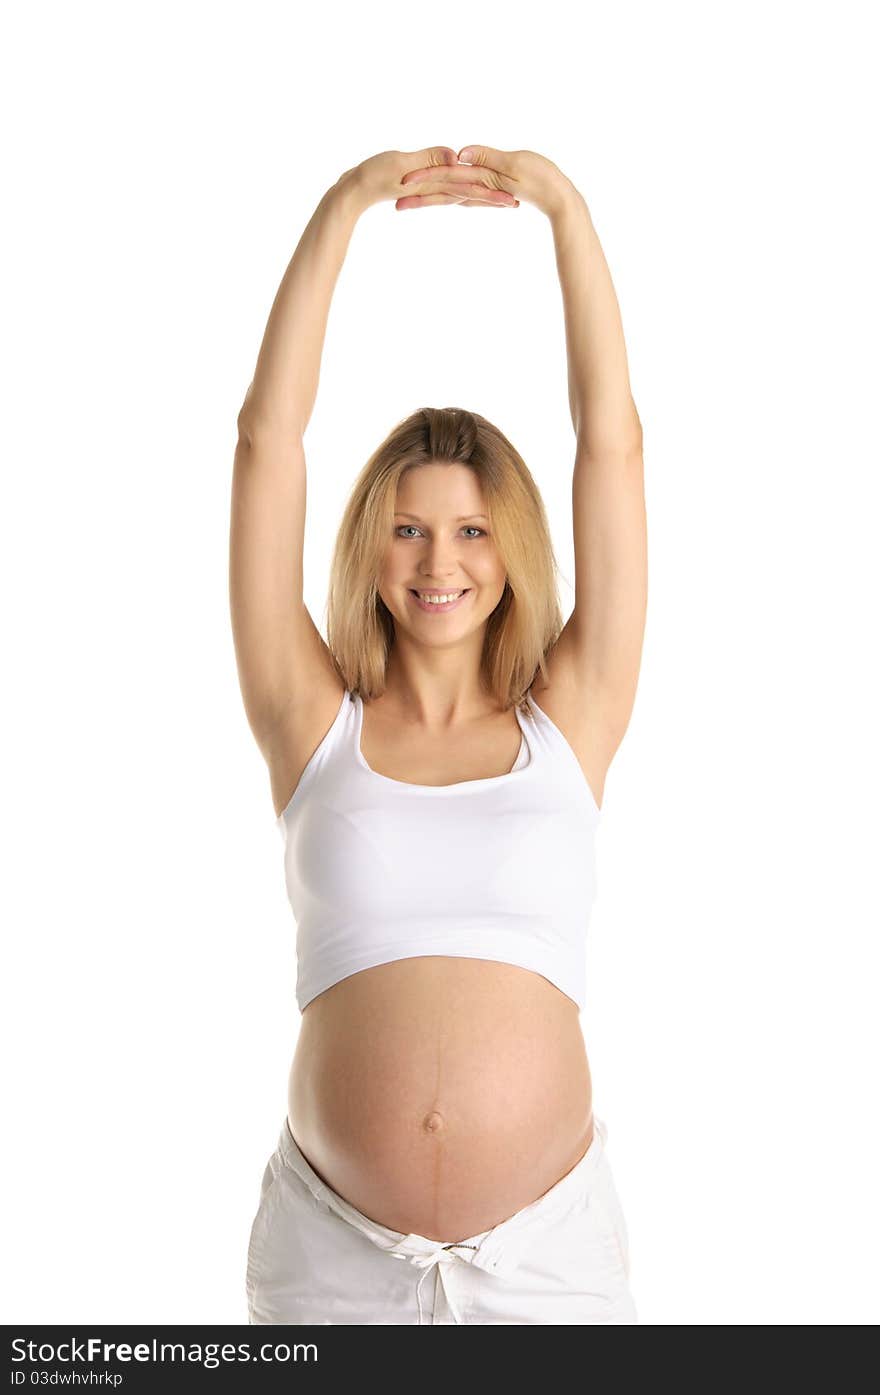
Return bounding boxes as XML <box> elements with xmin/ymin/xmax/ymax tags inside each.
<box><xmin>398</xmin><ymin>145</ymin><xmax>578</xmax><ymax>219</ymax></box>
<box><xmin>345</xmin><ymin>147</ymin><xmax>523</xmax><ymax>214</ymax></box>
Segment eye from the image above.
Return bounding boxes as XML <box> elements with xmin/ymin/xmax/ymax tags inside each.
<box><xmin>395</xmin><ymin>525</ymin><xmax>486</xmax><ymax>539</ymax></box>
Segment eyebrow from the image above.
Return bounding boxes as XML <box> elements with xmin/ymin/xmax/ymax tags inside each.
<box><xmin>394</xmin><ymin>512</ymin><xmax>488</xmax><ymax>522</ymax></box>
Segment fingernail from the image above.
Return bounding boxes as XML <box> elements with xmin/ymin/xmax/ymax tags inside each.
<box><xmin>458</xmin><ymin>149</ymin><xmax>474</xmax><ymax>164</ymax></box>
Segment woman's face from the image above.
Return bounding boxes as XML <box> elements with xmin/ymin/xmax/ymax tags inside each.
<box><xmin>378</xmin><ymin>463</ymin><xmax>507</xmax><ymax>640</ymax></box>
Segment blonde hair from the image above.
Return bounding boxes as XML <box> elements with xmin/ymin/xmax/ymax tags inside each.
<box><xmin>325</xmin><ymin>407</ymin><xmax>564</xmax><ymax>712</ymax></box>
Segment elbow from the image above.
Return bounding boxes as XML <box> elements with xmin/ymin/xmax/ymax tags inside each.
<box><xmin>236</xmin><ymin>401</ymin><xmax>306</xmax><ymax>447</ymax></box>
<box><xmin>237</xmin><ymin>382</ymin><xmax>257</xmax><ymax>443</ymax></box>
<box><xmin>236</xmin><ymin>410</ymin><xmax>256</xmax><ymax>448</ymax></box>
<box><xmin>576</xmin><ymin>408</ymin><xmax>643</xmax><ymax>461</ymax></box>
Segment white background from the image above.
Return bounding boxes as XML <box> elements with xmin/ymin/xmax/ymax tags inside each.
<box><xmin>3</xmin><ymin>0</ymin><xmax>878</xmax><ymax>1326</ymax></box>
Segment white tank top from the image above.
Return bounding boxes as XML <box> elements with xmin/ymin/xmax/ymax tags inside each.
<box><xmin>276</xmin><ymin>688</ymin><xmax>601</xmax><ymax>1013</ymax></box>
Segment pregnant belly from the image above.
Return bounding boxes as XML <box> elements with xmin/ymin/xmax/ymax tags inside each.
<box><xmin>287</xmin><ymin>957</ymin><xmax>594</xmax><ymax>1243</ymax></box>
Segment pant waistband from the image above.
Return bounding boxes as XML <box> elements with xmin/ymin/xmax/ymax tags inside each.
<box><xmin>274</xmin><ymin>1111</ymin><xmax>610</xmax><ymax>1280</ymax></box>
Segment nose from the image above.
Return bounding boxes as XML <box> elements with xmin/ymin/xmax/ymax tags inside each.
<box><xmin>419</xmin><ymin>536</ymin><xmax>460</xmax><ymax>580</ymax></box>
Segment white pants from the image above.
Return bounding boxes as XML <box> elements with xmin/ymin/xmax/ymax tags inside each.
<box><xmin>246</xmin><ymin>1112</ymin><xmax>638</xmax><ymax>1325</ymax></box>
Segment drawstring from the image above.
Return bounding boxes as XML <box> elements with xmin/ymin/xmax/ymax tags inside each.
<box><xmin>392</xmin><ymin>1242</ymin><xmax>479</xmax><ymax>1324</ymax></box>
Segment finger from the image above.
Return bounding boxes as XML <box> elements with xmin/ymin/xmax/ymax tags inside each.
<box><xmin>397</xmin><ymin>190</ymin><xmax>518</xmax><ymax>209</ymax></box>
<box><xmin>458</xmin><ymin>145</ymin><xmax>519</xmax><ymax>192</ymax></box>
<box><xmin>457</xmin><ymin>144</ymin><xmax>511</xmax><ymax>173</ymax></box>
<box><xmin>449</xmin><ymin>194</ymin><xmax>520</xmax><ymax>207</ymax></box>
<box><xmin>403</xmin><ymin>146</ymin><xmax>459</xmax><ymax>172</ymax></box>
<box><xmin>396</xmin><ymin>193</ymin><xmax>463</xmax><ymax>209</ymax></box>
<box><xmin>401</xmin><ymin>165</ymin><xmax>515</xmax><ymax>195</ymax></box>
<box><xmin>400</xmin><ymin>175</ymin><xmax>517</xmax><ymax>206</ymax></box>
<box><xmin>397</xmin><ymin>194</ymin><xmax>519</xmax><ymax>210</ymax></box>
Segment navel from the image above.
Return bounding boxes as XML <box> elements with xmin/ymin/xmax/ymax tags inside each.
<box><xmin>422</xmin><ymin>1110</ymin><xmax>445</xmax><ymax>1135</ymax></box>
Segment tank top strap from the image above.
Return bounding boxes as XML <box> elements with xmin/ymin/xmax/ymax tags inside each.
<box><xmin>524</xmin><ymin>689</ymin><xmax>601</xmax><ymax>816</ymax></box>
<box><xmin>510</xmin><ymin>713</ymin><xmax>530</xmax><ymax>772</ymax></box>
<box><xmin>279</xmin><ymin>687</ymin><xmax>353</xmax><ymax>824</ymax></box>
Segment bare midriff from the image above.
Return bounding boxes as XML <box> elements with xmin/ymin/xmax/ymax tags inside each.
<box><xmin>287</xmin><ymin>955</ymin><xmax>594</xmax><ymax>1244</ymax></box>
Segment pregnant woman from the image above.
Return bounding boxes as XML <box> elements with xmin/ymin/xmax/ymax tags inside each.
<box><xmin>230</xmin><ymin>145</ymin><xmax>647</xmax><ymax>1325</ymax></box>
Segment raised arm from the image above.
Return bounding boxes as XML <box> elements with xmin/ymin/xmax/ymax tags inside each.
<box><xmin>236</xmin><ymin>169</ymin><xmax>364</xmax><ymax>439</ymax></box>
<box><xmin>551</xmin><ymin>190</ymin><xmax>643</xmax><ymax>452</ymax></box>
<box><xmin>548</xmin><ymin>182</ymin><xmax>647</xmax><ymax>748</ymax></box>
<box><xmin>229</xmin><ymin>170</ymin><xmax>364</xmax><ymax>749</ymax></box>
<box><xmin>402</xmin><ymin>149</ymin><xmax>647</xmax><ymax>781</ymax></box>
<box><xmin>229</xmin><ymin>148</ymin><xmax>515</xmax><ymax>771</ymax></box>
<box><xmin>397</xmin><ymin>149</ymin><xmax>646</xmax><ymax>756</ymax></box>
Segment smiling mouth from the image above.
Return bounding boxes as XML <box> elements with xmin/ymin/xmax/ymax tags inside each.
<box><xmin>408</xmin><ymin>588</ymin><xmax>471</xmax><ymax>609</ymax></box>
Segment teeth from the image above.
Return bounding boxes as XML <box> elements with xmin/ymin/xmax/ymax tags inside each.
<box><xmin>416</xmin><ymin>590</ymin><xmax>463</xmax><ymax>604</ymax></box>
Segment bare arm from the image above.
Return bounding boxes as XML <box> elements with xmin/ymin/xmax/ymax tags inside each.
<box><xmin>548</xmin><ymin>187</ymin><xmax>647</xmax><ymax>744</ymax></box>
<box><xmin>230</xmin><ymin>146</ymin><xmax>498</xmax><ymax>757</ymax></box>
<box><xmin>390</xmin><ymin>145</ymin><xmax>648</xmax><ymax>802</ymax></box>
<box><xmin>364</xmin><ymin>146</ymin><xmax>647</xmax><ymax>754</ymax></box>
<box><xmin>550</xmin><ymin>189</ymin><xmax>643</xmax><ymax>454</ymax></box>
<box><xmin>230</xmin><ymin>171</ymin><xmax>364</xmax><ymax>746</ymax></box>
<box><xmin>237</xmin><ymin>168</ymin><xmax>363</xmax><ymax>438</ymax></box>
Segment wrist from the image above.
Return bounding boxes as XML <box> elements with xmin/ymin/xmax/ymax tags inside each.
<box><xmin>546</xmin><ymin>179</ymin><xmax>589</xmax><ymax>225</ymax></box>
<box><xmin>325</xmin><ymin>166</ymin><xmax>369</xmax><ymax>221</ymax></box>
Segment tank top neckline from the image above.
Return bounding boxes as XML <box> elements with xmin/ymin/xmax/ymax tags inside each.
<box><xmin>352</xmin><ymin>689</ymin><xmax>531</xmax><ymax>793</ymax></box>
